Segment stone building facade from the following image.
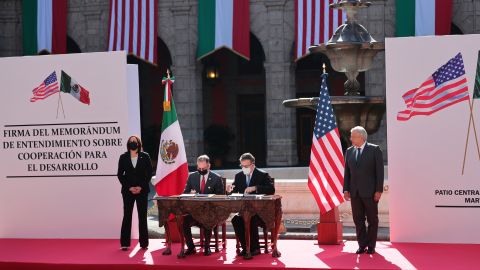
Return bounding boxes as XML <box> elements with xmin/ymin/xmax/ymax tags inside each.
<box><xmin>1</xmin><ymin>0</ymin><xmax>478</xmax><ymax>167</ymax></box>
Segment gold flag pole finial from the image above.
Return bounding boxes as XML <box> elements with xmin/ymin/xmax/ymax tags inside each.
<box><xmin>322</xmin><ymin>63</ymin><xmax>326</xmax><ymax>74</ymax></box>
<box><xmin>166</xmin><ymin>69</ymin><xmax>171</xmax><ymax>79</ymax></box>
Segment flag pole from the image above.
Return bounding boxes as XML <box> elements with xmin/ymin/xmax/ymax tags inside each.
<box><xmin>56</xmin><ymin>91</ymin><xmax>61</xmax><ymax>119</ymax></box>
<box><xmin>59</xmin><ymin>91</ymin><xmax>66</xmax><ymax>118</ymax></box>
<box><xmin>469</xmin><ymin>99</ymin><xmax>480</xmax><ymax>159</ymax></box>
<box><xmin>461</xmin><ymin>98</ymin><xmax>480</xmax><ymax>174</ymax></box>
<box><xmin>316</xmin><ymin>62</ymin><xmax>342</xmax><ymax>245</ymax></box>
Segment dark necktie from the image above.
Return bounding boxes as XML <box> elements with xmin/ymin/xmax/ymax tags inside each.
<box><xmin>200</xmin><ymin>175</ymin><xmax>206</xmax><ymax>193</ymax></box>
<box><xmin>246</xmin><ymin>175</ymin><xmax>250</xmax><ymax>186</ymax></box>
<box><xmin>356</xmin><ymin>147</ymin><xmax>361</xmax><ymax>162</ymax></box>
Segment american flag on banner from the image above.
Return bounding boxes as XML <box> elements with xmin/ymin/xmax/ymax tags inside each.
<box><xmin>397</xmin><ymin>53</ymin><xmax>470</xmax><ymax>121</ymax></box>
<box><xmin>108</xmin><ymin>0</ymin><xmax>158</xmax><ymax>64</ymax></box>
<box><xmin>308</xmin><ymin>73</ymin><xmax>345</xmax><ymax>214</ymax></box>
<box><xmin>30</xmin><ymin>71</ymin><xmax>60</xmax><ymax>102</ymax></box>
<box><xmin>295</xmin><ymin>0</ymin><xmax>346</xmax><ymax>60</ymax></box>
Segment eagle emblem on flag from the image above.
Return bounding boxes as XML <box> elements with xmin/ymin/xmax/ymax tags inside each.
<box><xmin>160</xmin><ymin>140</ymin><xmax>179</xmax><ymax>164</ymax></box>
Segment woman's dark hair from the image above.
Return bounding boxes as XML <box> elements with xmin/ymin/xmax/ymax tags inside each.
<box><xmin>127</xmin><ymin>135</ymin><xmax>142</xmax><ymax>153</ymax></box>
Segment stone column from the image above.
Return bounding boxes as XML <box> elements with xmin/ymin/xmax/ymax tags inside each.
<box><xmin>68</xmin><ymin>0</ymin><xmax>109</xmax><ymax>52</ymax></box>
<box><xmin>170</xmin><ymin>1</ymin><xmax>203</xmax><ymax>164</ymax></box>
<box><xmin>263</xmin><ymin>0</ymin><xmax>297</xmax><ymax>166</ymax></box>
<box><xmin>0</xmin><ymin>0</ymin><xmax>22</xmax><ymax>57</ymax></box>
<box><xmin>357</xmin><ymin>1</ymin><xmax>389</xmax><ymax>160</ymax></box>
<box><xmin>452</xmin><ymin>0</ymin><xmax>477</xmax><ymax>34</ymax></box>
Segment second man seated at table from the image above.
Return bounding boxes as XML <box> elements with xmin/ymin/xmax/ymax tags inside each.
<box><xmin>226</xmin><ymin>152</ymin><xmax>275</xmax><ymax>256</ymax></box>
<box><xmin>182</xmin><ymin>155</ymin><xmax>224</xmax><ymax>256</ymax></box>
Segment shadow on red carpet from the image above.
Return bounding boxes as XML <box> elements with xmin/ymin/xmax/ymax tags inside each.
<box><xmin>0</xmin><ymin>239</ymin><xmax>479</xmax><ymax>270</ymax></box>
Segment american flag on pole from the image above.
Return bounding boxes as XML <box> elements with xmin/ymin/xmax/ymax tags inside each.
<box><xmin>397</xmin><ymin>53</ymin><xmax>470</xmax><ymax>121</ymax></box>
<box><xmin>108</xmin><ymin>0</ymin><xmax>158</xmax><ymax>64</ymax></box>
<box><xmin>308</xmin><ymin>72</ymin><xmax>345</xmax><ymax>214</ymax></box>
<box><xmin>295</xmin><ymin>0</ymin><xmax>346</xmax><ymax>60</ymax></box>
<box><xmin>30</xmin><ymin>71</ymin><xmax>60</xmax><ymax>102</ymax></box>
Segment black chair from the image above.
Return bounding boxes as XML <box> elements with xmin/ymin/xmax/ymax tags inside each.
<box><xmin>235</xmin><ymin>177</ymin><xmax>275</xmax><ymax>254</ymax></box>
<box><xmin>196</xmin><ymin>177</ymin><xmax>227</xmax><ymax>252</ymax></box>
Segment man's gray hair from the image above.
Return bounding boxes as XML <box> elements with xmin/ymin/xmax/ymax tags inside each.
<box><xmin>350</xmin><ymin>126</ymin><xmax>368</xmax><ymax>140</ymax></box>
<box><xmin>197</xmin><ymin>154</ymin><xmax>210</xmax><ymax>163</ymax></box>
<box><xmin>239</xmin><ymin>153</ymin><xmax>255</xmax><ymax>164</ymax></box>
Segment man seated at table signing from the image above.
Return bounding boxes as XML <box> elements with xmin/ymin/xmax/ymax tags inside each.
<box><xmin>182</xmin><ymin>155</ymin><xmax>224</xmax><ymax>256</ymax></box>
<box><xmin>226</xmin><ymin>153</ymin><xmax>275</xmax><ymax>256</ymax></box>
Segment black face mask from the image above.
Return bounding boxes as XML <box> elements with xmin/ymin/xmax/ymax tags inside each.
<box><xmin>197</xmin><ymin>169</ymin><xmax>208</xmax><ymax>175</ymax></box>
<box><xmin>127</xmin><ymin>141</ymin><xmax>138</xmax><ymax>151</ymax></box>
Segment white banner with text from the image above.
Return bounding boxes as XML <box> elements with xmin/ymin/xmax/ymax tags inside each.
<box><xmin>0</xmin><ymin>51</ymin><xmax>140</xmax><ymax>238</ymax></box>
<box><xmin>386</xmin><ymin>34</ymin><xmax>480</xmax><ymax>244</ymax></box>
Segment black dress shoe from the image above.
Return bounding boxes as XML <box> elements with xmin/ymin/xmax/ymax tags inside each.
<box><xmin>141</xmin><ymin>246</ymin><xmax>148</xmax><ymax>250</ymax></box>
<box><xmin>204</xmin><ymin>248</ymin><xmax>212</xmax><ymax>256</ymax></box>
<box><xmin>185</xmin><ymin>248</ymin><xmax>197</xmax><ymax>255</ymax></box>
<box><xmin>250</xmin><ymin>248</ymin><xmax>261</xmax><ymax>256</ymax></box>
<box><xmin>355</xmin><ymin>247</ymin><xmax>366</xmax><ymax>254</ymax></box>
<box><xmin>367</xmin><ymin>247</ymin><xmax>375</xmax><ymax>254</ymax></box>
<box><xmin>237</xmin><ymin>249</ymin><xmax>246</xmax><ymax>256</ymax></box>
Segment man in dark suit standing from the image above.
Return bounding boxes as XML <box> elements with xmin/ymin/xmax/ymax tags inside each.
<box><xmin>226</xmin><ymin>153</ymin><xmax>274</xmax><ymax>256</ymax></box>
<box><xmin>343</xmin><ymin>126</ymin><xmax>384</xmax><ymax>255</ymax></box>
<box><xmin>182</xmin><ymin>155</ymin><xmax>224</xmax><ymax>256</ymax></box>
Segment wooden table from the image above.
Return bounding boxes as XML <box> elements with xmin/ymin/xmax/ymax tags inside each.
<box><xmin>154</xmin><ymin>194</ymin><xmax>282</xmax><ymax>259</ymax></box>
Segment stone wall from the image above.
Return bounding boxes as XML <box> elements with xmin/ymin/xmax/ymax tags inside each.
<box><xmin>2</xmin><ymin>0</ymin><xmax>480</xmax><ymax>165</ymax></box>
<box><xmin>217</xmin><ymin>166</ymin><xmax>390</xmax><ymax>230</ymax></box>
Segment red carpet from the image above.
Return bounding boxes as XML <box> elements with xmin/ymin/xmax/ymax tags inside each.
<box><xmin>0</xmin><ymin>239</ymin><xmax>478</xmax><ymax>270</ymax></box>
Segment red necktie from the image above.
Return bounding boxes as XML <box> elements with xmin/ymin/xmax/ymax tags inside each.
<box><xmin>200</xmin><ymin>175</ymin><xmax>206</xmax><ymax>194</ymax></box>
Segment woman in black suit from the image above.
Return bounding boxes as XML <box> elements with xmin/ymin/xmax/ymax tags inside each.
<box><xmin>117</xmin><ymin>135</ymin><xmax>152</xmax><ymax>250</ymax></box>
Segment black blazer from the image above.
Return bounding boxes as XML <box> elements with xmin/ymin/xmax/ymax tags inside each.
<box><xmin>117</xmin><ymin>151</ymin><xmax>153</xmax><ymax>194</ymax></box>
<box><xmin>183</xmin><ymin>171</ymin><xmax>224</xmax><ymax>195</ymax></box>
<box><xmin>231</xmin><ymin>167</ymin><xmax>274</xmax><ymax>195</ymax></box>
<box><xmin>343</xmin><ymin>143</ymin><xmax>384</xmax><ymax>198</ymax></box>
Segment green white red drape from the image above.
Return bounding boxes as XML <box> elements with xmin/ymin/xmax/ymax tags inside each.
<box><xmin>22</xmin><ymin>0</ymin><xmax>67</xmax><ymax>55</ymax></box>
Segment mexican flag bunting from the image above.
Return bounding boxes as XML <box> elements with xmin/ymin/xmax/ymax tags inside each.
<box><xmin>396</xmin><ymin>0</ymin><xmax>452</xmax><ymax>37</ymax></box>
<box><xmin>197</xmin><ymin>0</ymin><xmax>250</xmax><ymax>60</ymax></box>
<box><xmin>22</xmin><ymin>0</ymin><xmax>67</xmax><ymax>55</ymax></box>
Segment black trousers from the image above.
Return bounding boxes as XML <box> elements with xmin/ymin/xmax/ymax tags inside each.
<box><xmin>183</xmin><ymin>214</ymin><xmax>212</xmax><ymax>250</ymax></box>
<box><xmin>351</xmin><ymin>193</ymin><xmax>379</xmax><ymax>249</ymax></box>
<box><xmin>120</xmin><ymin>192</ymin><xmax>149</xmax><ymax>248</ymax></box>
<box><xmin>231</xmin><ymin>214</ymin><xmax>262</xmax><ymax>251</ymax></box>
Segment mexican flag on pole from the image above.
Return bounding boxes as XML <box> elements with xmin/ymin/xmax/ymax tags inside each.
<box><xmin>22</xmin><ymin>0</ymin><xmax>67</xmax><ymax>55</ymax></box>
<box><xmin>396</xmin><ymin>0</ymin><xmax>452</xmax><ymax>37</ymax></box>
<box><xmin>60</xmin><ymin>70</ymin><xmax>91</xmax><ymax>105</ymax></box>
<box><xmin>152</xmin><ymin>75</ymin><xmax>188</xmax><ymax>196</ymax></box>
<box><xmin>197</xmin><ymin>0</ymin><xmax>250</xmax><ymax>60</ymax></box>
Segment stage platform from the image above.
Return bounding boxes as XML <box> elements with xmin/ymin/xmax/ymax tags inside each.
<box><xmin>0</xmin><ymin>238</ymin><xmax>478</xmax><ymax>270</ymax></box>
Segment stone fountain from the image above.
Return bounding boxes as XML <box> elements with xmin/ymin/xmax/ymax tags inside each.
<box><xmin>283</xmin><ymin>0</ymin><xmax>386</xmax><ymax>244</ymax></box>
<box><xmin>283</xmin><ymin>0</ymin><xmax>385</xmax><ymax>146</ymax></box>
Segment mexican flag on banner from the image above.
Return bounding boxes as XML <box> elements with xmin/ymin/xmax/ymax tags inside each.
<box><xmin>197</xmin><ymin>0</ymin><xmax>250</xmax><ymax>60</ymax></box>
<box><xmin>152</xmin><ymin>78</ymin><xmax>188</xmax><ymax>196</ymax></box>
<box><xmin>396</xmin><ymin>0</ymin><xmax>452</xmax><ymax>37</ymax></box>
<box><xmin>474</xmin><ymin>51</ymin><xmax>480</xmax><ymax>100</ymax></box>
<box><xmin>60</xmin><ymin>71</ymin><xmax>91</xmax><ymax>105</ymax></box>
<box><xmin>22</xmin><ymin>0</ymin><xmax>67</xmax><ymax>55</ymax></box>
